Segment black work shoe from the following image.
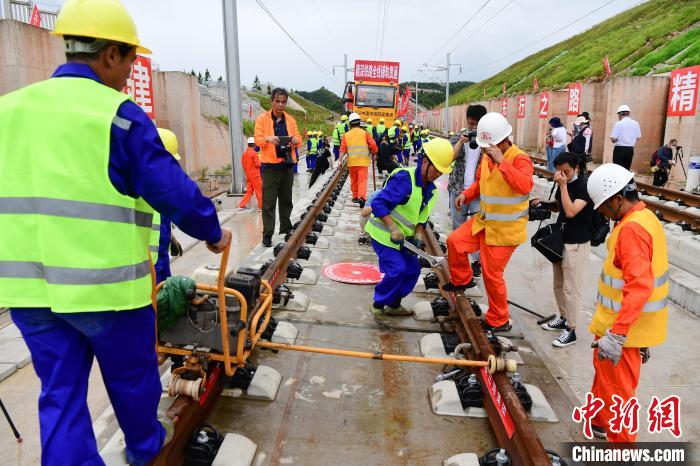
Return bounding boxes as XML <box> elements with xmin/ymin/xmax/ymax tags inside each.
<box><xmin>278</xmin><ymin>228</ymin><xmax>292</xmax><ymax>236</ymax></box>
<box><xmin>352</xmin><ymin>197</ymin><xmax>360</xmax><ymax>203</ymax></box>
<box><xmin>481</xmin><ymin>320</ymin><xmax>512</xmax><ymax>333</ymax></box>
<box><xmin>358</xmin><ymin>198</ymin><xmax>366</xmax><ymax>208</ymax></box>
<box><xmin>552</xmin><ymin>327</ymin><xmax>577</xmax><ymax>348</ymax></box>
<box><xmin>442</xmin><ymin>279</ymin><xmax>477</xmax><ymax>292</ymax></box>
<box><xmin>541</xmin><ymin>316</ymin><xmax>567</xmax><ymax>331</ymax></box>
<box><xmin>591</xmin><ymin>424</ymin><xmax>607</xmax><ymax>440</ymax></box>
<box><xmin>471</xmin><ymin>260</ymin><xmax>482</xmax><ymax>277</ymax></box>
<box><xmin>262</xmin><ymin>234</ymin><xmax>272</xmax><ymax>247</ymax></box>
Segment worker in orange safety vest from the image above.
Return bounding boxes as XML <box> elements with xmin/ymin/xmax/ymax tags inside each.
<box><xmin>340</xmin><ymin>112</ymin><xmax>378</xmax><ymax>207</ymax></box>
<box><xmin>584</xmin><ymin>163</ymin><xmax>669</xmax><ymax>442</ymax></box>
<box><xmin>239</xmin><ymin>137</ymin><xmax>262</xmax><ymax>210</ymax></box>
<box><xmin>445</xmin><ymin>112</ymin><xmax>533</xmax><ymax>333</ymax></box>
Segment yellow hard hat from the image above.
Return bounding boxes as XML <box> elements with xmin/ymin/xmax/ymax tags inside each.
<box><xmin>379</xmin><ymin>118</ymin><xmax>385</xmax><ymax>123</ymax></box>
<box><xmin>341</xmin><ymin>115</ymin><xmax>348</xmax><ymax>121</ymax></box>
<box><xmin>157</xmin><ymin>128</ymin><xmax>181</xmax><ymax>160</ymax></box>
<box><xmin>401</xmin><ymin>125</ymin><xmax>408</xmax><ymax>131</ymax></box>
<box><xmin>366</xmin><ymin>118</ymin><xmax>373</xmax><ymax>123</ymax></box>
<box><xmin>420</xmin><ymin>129</ymin><xmax>430</xmax><ymax>136</ymax></box>
<box><xmin>423</xmin><ymin>138</ymin><xmax>453</xmax><ymax>174</ymax></box>
<box><xmin>318</xmin><ymin>131</ymin><xmax>324</xmax><ymax>136</ymax></box>
<box><xmin>306</xmin><ymin>131</ymin><xmax>312</xmax><ymax>136</ymax></box>
<box><xmin>394</xmin><ymin>119</ymin><xmax>402</xmax><ymax>126</ymax></box>
<box><xmin>52</xmin><ymin>0</ymin><xmax>152</xmax><ymax>54</ymax></box>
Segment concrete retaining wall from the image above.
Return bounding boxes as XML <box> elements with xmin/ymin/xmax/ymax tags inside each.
<box><xmin>424</xmin><ymin>75</ymin><xmax>691</xmax><ymax>182</ymax></box>
<box><xmin>0</xmin><ymin>19</ymin><xmax>234</xmax><ymax>177</ymax></box>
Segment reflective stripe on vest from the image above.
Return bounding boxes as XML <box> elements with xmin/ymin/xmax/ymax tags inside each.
<box><xmin>589</xmin><ymin>206</ymin><xmax>669</xmax><ymax>347</ymax></box>
<box><xmin>0</xmin><ymin>77</ymin><xmax>153</xmax><ymax>313</ymax></box>
<box><xmin>364</xmin><ymin>167</ymin><xmax>437</xmax><ymax>250</ymax></box>
<box><xmin>474</xmin><ymin>144</ymin><xmax>530</xmax><ymax>246</ymax></box>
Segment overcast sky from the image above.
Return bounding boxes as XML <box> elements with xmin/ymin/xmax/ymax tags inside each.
<box><xmin>49</xmin><ymin>0</ymin><xmax>648</xmax><ymax>95</ymax></box>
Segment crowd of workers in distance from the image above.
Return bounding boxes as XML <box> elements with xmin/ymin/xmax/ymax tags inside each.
<box><xmin>0</xmin><ymin>0</ymin><xmax>672</xmax><ymax>462</ymax></box>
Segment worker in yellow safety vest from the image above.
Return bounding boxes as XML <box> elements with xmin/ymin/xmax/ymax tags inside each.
<box><xmin>0</xmin><ymin>0</ymin><xmax>232</xmax><ymax>463</ymax></box>
<box><xmin>584</xmin><ymin>163</ymin><xmax>669</xmax><ymax>443</ymax></box>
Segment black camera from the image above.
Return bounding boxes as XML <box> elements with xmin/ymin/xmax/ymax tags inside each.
<box><xmin>462</xmin><ymin>130</ymin><xmax>478</xmax><ymax>150</ymax></box>
<box><xmin>277</xmin><ymin>136</ymin><xmax>294</xmax><ymax>163</ymax></box>
<box><xmin>528</xmin><ymin>205</ymin><xmax>552</xmax><ymax>221</ymax></box>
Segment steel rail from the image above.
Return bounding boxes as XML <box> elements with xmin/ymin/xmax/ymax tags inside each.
<box><xmin>423</xmin><ymin>226</ymin><xmax>552</xmax><ymax>466</ymax></box>
<box><xmin>151</xmin><ymin>163</ymin><xmax>348</xmax><ymax>466</ymax></box>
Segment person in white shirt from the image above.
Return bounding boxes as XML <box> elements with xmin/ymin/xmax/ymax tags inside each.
<box><xmin>548</xmin><ymin>117</ymin><xmax>567</xmax><ymax>171</ymax></box>
<box><xmin>610</xmin><ymin>104</ymin><xmax>641</xmax><ymax>170</ymax></box>
<box><xmin>448</xmin><ymin>104</ymin><xmax>487</xmax><ymax>277</ymax></box>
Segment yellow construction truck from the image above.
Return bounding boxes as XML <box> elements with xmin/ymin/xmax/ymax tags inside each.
<box><xmin>342</xmin><ymin>59</ymin><xmax>400</xmax><ymax>122</ymax></box>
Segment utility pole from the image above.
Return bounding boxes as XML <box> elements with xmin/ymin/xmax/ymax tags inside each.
<box><xmin>443</xmin><ymin>53</ymin><xmax>461</xmax><ymax>134</ymax></box>
<box><xmin>333</xmin><ymin>53</ymin><xmax>349</xmax><ymax>94</ymax></box>
<box><xmin>415</xmin><ymin>80</ymin><xmax>418</xmax><ymax>124</ymax></box>
<box><xmin>222</xmin><ymin>0</ymin><xmax>245</xmax><ymax>194</ymax></box>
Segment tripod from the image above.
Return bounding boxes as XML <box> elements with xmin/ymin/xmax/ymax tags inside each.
<box><xmin>0</xmin><ymin>398</ymin><xmax>22</xmax><ymax>443</ymax></box>
<box><xmin>675</xmin><ymin>146</ymin><xmax>687</xmax><ymax>179</ymax></box>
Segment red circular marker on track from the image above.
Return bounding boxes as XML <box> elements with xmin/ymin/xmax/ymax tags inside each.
<box><xmin>322</xmin><ymin>262</ymin><xmax>383</xmax><ymax>284</ymax></box>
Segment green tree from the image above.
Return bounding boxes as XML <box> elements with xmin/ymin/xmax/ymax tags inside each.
<box><xmin>218</xmin><ymin>76</ymin><xmax>223</xmax><ymax>82</ymax></box>
<box><xmin>266</xmin><ymin>85</ymin><xmax>272</xmax><ymax>95</ymax></box>
<box><xmin>204</xmin><ymin>68</ymin><xmax>211</xmax><ymax>82</ymax></box>
<box><xmin>253</xmin><ymin>75</ymin><xmax>261</xmax><ymax>91</ymax></box>
<box><xmin>197</xmin><ymin>72</ymin><xmax>203</xmax><ymax>84</ymax></box>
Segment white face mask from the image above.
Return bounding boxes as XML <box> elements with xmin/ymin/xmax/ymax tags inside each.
<box><xmin>569</xmin><ymin>175</ymin><xmax>578</xmax><ymax>183</ymax></box>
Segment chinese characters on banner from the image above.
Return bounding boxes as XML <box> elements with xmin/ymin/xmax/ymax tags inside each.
<box><xmin>517</xmin><ymin>96</ymin><xmax>526</xmax><ymax>118</ymax></box>
<box><xmin>353</xmin><ymin>60</ymin><xmax>400</xmax><ymax>83</ymax></box>
<box><xmin>573</xmin><ymin>392</ymin><xmax>682</xmax><ymax>439</ymax></box>
<box><xmin>539</xmin><ymin>92</ymin><xmax>549</xmax><ymax>118</ymax></box>
<box><xmin>567</xmin><ymin>82</ymin><xmax>582</xmax><ymax>115</ymax></box>
<box><xmin>123</xmin><ymin>55</ymin><xmax>155</xmax><ymax>120</ymax></box>
<box><xmin>501</xmin><ymin>98</ymin><xmax>508</xmax><ymax>117</ymax></box>
<box><xmin>667</xmin><ymin>65</ymin><xmax>700</xmax><ymax>117</ymax></box>
<box><xmin>398</xmin><ymin>86</ymin><xmax>412</xmax><ymax>118</ymax></box>
<box><xmin>30</xmin><ymin>3</ymin><xmax>41</xmax><ymax>27</ymax></box>
<box><xmin>480</xmin><ymin>367</ymin><xmax>516</xmax><ymax>438</ymax></box>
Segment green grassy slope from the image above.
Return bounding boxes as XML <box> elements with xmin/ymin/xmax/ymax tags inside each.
<box><xmin>450</xmin><ymin>0</ymin><xmax>700</xmax><ymax>105</ymax></box>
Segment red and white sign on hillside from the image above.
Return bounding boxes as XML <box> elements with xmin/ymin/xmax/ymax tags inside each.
<box><xmin>539</xmin><ymin>92</ymin><xmax>549</xmax><ymax>119</ymax></box>
<box><xmin>567</xmin><ymin>82</ymin><xmax>582</xmax><ymax>116</ymax></box>
<box><xmin>501</xmin><ymin>98</ymin><xmax>508</xmax><ymax>117</ymax></box>
<box><xmin>123</xmin><ymin>55</ymin><xmax>155</xmax><ymax>120</ymax></box>
<box><xmin>667</xmin><ymin>66</ymin><xmax>700</xmax><ymax>117</ymax></box>
<box><xmin>30</xmin><ymin>3</ymin><xmax>41</xmax><ymax>27</ymax></box>
<box><xmin>354</xmin><ymin>60</ymin><xmax>400</xmax><ymax>83</ymax></box>
<box><xmin>517</xmin><ymin>96</ymin><xmax>526</xmax><ymax>118</ymax></box>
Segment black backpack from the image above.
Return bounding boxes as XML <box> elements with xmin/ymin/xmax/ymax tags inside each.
<box><xmin>589</xmin><ymin>211</ymin><xmax>610</xmax><ymax>247</ymax></box>
<box><xmin>568</xmin><ymin>124</ymin><xmax>590</xmax><ymax>154</ymax></box>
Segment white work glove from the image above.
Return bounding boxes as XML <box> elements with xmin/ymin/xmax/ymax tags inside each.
<box><xmin>591</xmin><ymin>329</ymin><xmax>626</xmax><ymax>365</ymax></box>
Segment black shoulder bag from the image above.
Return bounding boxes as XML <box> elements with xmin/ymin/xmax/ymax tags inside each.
<box><xmin>530</xmin><ymin>184</ymin><xmax>565</xmax><ymax>263</ymax></box>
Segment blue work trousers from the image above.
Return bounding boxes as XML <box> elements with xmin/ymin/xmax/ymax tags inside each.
<box><xmin>372</xmin><ymin>239</ymin><xmax>421</xmax><ymax>307</ymax></box>
<box><xmin>548</xmin><ymin>145</ymin><xmax>565</xmax><ymax>172</ymax></box>
<box><xmin>11</xmin><ymin>307</ymin><xmax>164</xmax><ymax>466</ymax></box>
<box><xmin>306</xmin><ymin>153</ymin><xmax>317</xmax><ymax>170</ymax></box>
<box><xmin>333</xmin><ymin>145</ymin><xmax>340</xmax><ymax>160</ymax></box>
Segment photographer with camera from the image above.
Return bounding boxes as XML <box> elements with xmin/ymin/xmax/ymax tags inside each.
<box><xmin>650</xmin><ymin>139</ymin><xmax>677</xmax><ymax>187</ymax></box>
<box><xmin>254</xmin><ymin>87</ymin><xmax>302</xmax><ymax>247</ymax></box>
<box><xmin>448</xmin><ymin>104</ymin><xmax>487</xmax><ymax>276</ymax></box>
<box><xmin>531</xmin><ymin>152</ymin><xmax>594</xmax><ymax>348</ymax></box>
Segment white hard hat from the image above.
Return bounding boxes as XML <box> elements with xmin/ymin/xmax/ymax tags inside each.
<box><xmin>348</xmin><ymin>112</ymin><xmax>361</xmax><ymax>123</ymax></box>
<box><xmin>574</xmin><ymin>116</ymin><xmax>587</xmax><ymax>125</ymax></box>
<box><xmin>587</xmin><ymin>163</ymin><xmax>635</xmax><ymax>209</ymax></box>
<box><xmin>247</xmin><ymin>137</ymin><xmax>255</xmax><ymax>144</ymax></box>
<box><xmin>617</xmin><ymin>104</ymin><xmax>631</xmax><ymax>113</ymax></box>
<box><xmin>475</xmin><ymin>112</ymin><xmax>512</xmax><ymax>148</ymax></box>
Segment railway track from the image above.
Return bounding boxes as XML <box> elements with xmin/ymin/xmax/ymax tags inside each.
<box><xmin>529</xmin><ymin>156</ymin><xmax>700</xmax><ymax>231</ymax></box>
<box><xmin>146</xmin><ymin>158</ymin><xmax>572</xmax><ymax>465</ymax></box>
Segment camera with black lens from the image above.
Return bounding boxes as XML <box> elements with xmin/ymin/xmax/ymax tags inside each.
<box><xmin>462</xmin><ymin>129</ymin><xmax>479</xmax><ymax>150</ymax></box>
<box><xmin>277</xmin><ymin>136</ymin><xmax>294</xmax><ymax>163</ymax></box>
<box><xmin>528</xmin><ymin>205</ymin><xmax>552</xmax><ymax>221</ymax></box>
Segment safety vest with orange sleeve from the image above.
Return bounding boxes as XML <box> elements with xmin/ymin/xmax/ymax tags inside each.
<box><xmin>589</xmin><ymin>205</ymin><xmax>669</xmax><ymax>348</ymax></box>
<box><xmin>253</xmin><ymin>110</ymin><xmax>302</xmax><ymax>164</ymax></box>
<box><xmin>341</xmin><ymin>127</ymin><xmax>378</xmax><ymax>167</ymax></box>
<box><xmin>470</xmin><ymin>144</ymin><xmax>533</xmax><ymax>246</ymax></box>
